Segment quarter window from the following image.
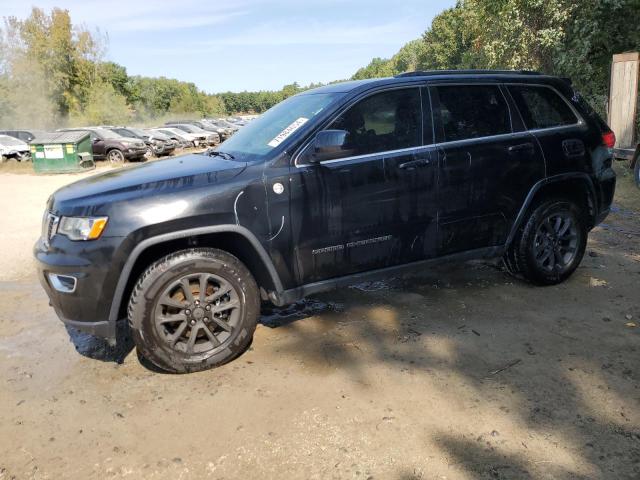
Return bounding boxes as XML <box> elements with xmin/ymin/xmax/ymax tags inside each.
<box><xmin>435</xmin><ymin>85</ymin><xmax>511</xmax><ymax>142</ymax></box>
<box><xmin>328</xmin><ymin>88</ymin><xmax>422</xmax><ymax>157</ymax></box>
<box><xmin>508</xmin><ymin>85</ymin><xmax>578</xmax><ymax>130</ymax></box>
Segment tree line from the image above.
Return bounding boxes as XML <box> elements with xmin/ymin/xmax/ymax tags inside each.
<box><xmin>0</xmin><ymin>8</ymin><xmax>323</xmax><ymax>129</ymax></box>
<box><xmin>1</xmin><ymin>2</ymin><xmax>639</xmax><ymax>130</ymax></box>
<box><xmin>353</xmin><ymin>0</ymin><xmax>640</xmax><ymax>121</ymax></box>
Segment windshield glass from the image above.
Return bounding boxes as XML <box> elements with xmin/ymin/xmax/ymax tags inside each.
<box><xmin>172</xmin><ymin>124</ymin><xmax>202</xmax><ymax>134</ymax></box>
<box><xmin>160</xmin><ymin>129</ymin><xmax>186</xmax><ymax>138</ymax></box>
<box><xmin>0</xmin><ymin>135</ymin><xmax>24</xmax><ymax>146</ymax></box>
<box><xmin>92</xmin><ymin>128</ymin><xmax>122</xmax><ymax>139</ymax></box>
<box><xmin>218</xmin><ymin>93</ymin><xmax>341</xmax><ymax>162</ymax></box>
<box><xmin>128</xmin><ymin>128</ymin><xmax>147</xmax><ymax>137</ymax></box>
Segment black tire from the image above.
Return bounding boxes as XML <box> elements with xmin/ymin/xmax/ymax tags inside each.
<box><xmin>107</xmin><ymin>149</ymin><xmax>125</xmax><ymax>163</ymax></box>
<box><xmin>634</xmin><ymin>160</ymin><xmax>640</xmax><ymax>189</ymax></box>
<box><xmin>506</xmin><ymin>198</ymin><xmax>587</xmax><ymax>285</ymax></box>
<box><xmin>128</xmin><ymin>248</ymin><xmax>259</xmax><ymax>373</ymax></box>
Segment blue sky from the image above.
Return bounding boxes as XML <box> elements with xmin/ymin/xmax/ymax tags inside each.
<box><xmin>1</xmin><ymin>0</ymin><xmax>454</xmax><ymax>93</ymax></box>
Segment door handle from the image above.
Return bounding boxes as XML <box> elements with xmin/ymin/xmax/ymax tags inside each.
<box><xmin>508</xmin><ymin>143</ymin><xmax>534</xmax><ymax>154</ymax></box>
<box><xmin>399</xmin><ymin>158</ymin><xmax>430</xmax><ymax>169</ymax></box>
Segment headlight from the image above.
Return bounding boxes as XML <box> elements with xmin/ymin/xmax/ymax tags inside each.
<box><xmin>57</xmin><ymin>216</ymin><xmax>108</xmax><ymax>241</ymax></box>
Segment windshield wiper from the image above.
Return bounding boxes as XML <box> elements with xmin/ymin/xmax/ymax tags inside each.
<box><xmin>204</xmin><ymin>149</ymin><xmax>235</xmax><ymax>160</ymax></box>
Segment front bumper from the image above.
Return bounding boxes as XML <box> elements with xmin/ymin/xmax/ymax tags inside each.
<box><xmin>124</xmin><ymin>147</ymin><xmax>147</xmax><ymax>159</ymax></box>
<box><xmin>34</xmin><ymin>235</ymin><xmax>125</xmax><ymax>342</ymax></box>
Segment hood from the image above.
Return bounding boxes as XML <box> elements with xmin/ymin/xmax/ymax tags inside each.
<box><xmin>51</xmin><ymin>153</ymin><xmax>247</xmax><ymax>210</ymax></box>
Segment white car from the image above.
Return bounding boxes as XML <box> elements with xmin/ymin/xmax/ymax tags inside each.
<box><xmin>152</xmin><ymin>128</ymin><xmax>202</xmax><ymax>147</ymax></box>
<box><xmin>0</xmin><ymin>134</ymin><xmax>30</xmax><ymax>161</ymax></box>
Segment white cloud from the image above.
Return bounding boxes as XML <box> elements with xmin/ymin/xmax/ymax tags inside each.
<box><xmin>0</xmin><ymin>0</ymin><xmax>249</xmax><ymax>32</ymax></box>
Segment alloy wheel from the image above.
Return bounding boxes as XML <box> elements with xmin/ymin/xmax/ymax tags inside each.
<box><xmin>153</xmin><ymin>273</ymin><xmax>241</xmax><ymax>355</ymax></box>
<box><xmin>533</xmin><ymin>213</ymin><xmax>578</xmax><ymax>272</ymax></box>
<box><xmin>108</xmin><ymin>149</ymin><xmax>125</xmax><ymax>163</ymax></box>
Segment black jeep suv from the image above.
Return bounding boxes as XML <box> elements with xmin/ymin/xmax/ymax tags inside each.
<box><xmin>35</xmin><ymin>71</ymin><xmax>616</xmax><ymax>373</ymax></box>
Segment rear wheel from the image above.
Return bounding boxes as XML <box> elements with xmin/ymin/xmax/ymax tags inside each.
<box><xmin>128</xmin><ymin>248</ymin><xmax>259</xmax><ymax>373</ymax></box>
<box><xmin>505</xmin><ymin>198</ymin><xmax>587</xmax><ymax>285</ymax></box>
<box><xmin>634</xmin><ymin>160</ymin><xmax>640</xmax><ymax>188</ymax></box>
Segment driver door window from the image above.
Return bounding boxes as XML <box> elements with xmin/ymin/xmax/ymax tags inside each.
<box><xmin>328</xmin><ymin>88</ymin><xmax>422</xmax><ymax>158</ymax></box>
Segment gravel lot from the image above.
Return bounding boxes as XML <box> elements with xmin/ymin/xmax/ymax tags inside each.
<box><xmin>0</xmin><ymin>159</ymin><xmax>638</xmax><ymax>479</ymax></box>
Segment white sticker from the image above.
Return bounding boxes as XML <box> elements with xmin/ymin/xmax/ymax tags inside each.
<box><xmin>44</xmin><ymin>145</ymin><xmax>64</xmax><ymax>159</ymax></box>
<box><xmin>267</xmin><ymin>117</ymin><xmax>308</xmax><ymax>148</ymax></box>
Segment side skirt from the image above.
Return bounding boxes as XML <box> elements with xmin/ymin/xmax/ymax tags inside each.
<box><xmin>274</xmin><ymin>246</ymin><xmax>504</xmax><ymax>306</ymax></box>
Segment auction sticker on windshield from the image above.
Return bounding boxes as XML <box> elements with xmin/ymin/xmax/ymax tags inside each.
<box><xmin>267</xmin><ymin>117</ymin><xmax>308</xmax><ymax>148</ymax></box>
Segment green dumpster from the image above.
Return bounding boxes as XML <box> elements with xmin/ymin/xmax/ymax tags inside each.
<box><xmin>30</xmin><ymin>131</ymin><xmax>95</xmax><ymax>173</ymax></box>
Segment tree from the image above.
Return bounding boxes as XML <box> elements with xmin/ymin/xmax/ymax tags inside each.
<box><xmin>70</xmin><ymin>79</ymin><xmax>131</xmax><ymax>125</ymax></box>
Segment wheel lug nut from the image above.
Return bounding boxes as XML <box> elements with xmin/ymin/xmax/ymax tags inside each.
<box><xmin>195</xmin><ymin>300</ymin><xmax>200</xmax><ymax>305</ymax></box>
<box><xmin>190</xmin><ymin>320</ymin><xmax>196</xmax><ymax>326</ymax></box>
<box><xmin>204</xmin><ymin>317</ymin><xmax>208</xmax><ymax>322</ymax></box>
<box><xmin>205</xmin><ymin>305</ymin><xmax>211</xmax><ymax>311</ymax></box>
<box><xmin>185</xmin><ymin>309</ymin><xmax>191</xmax><ymax>315</ymax></box>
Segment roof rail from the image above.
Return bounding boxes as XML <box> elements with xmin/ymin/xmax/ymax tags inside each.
<box><xmin>395</xmin><ymin>69</ymin><xmax>542</xmax><ymax>78</ymax></box>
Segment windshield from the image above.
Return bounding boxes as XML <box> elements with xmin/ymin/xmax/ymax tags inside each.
<box><xmin>128</xmin><ymin>128</ymin><xmax>147</xmax><ymax>137</ymax></box>
<box><xmin>218</xmin><ymin>93</ymin><xmax>341</xmax><ymax>162</ymax></box>
<box><xmin>160</xmin><ymin>129</ymin><xmax>186</xmax><ymax>138</ymax></box>
<box><xmin>0</xmin><ymin>135</ymin><xmax>24</xmax><ymax>146</ymax></box>
<box><xmin>172</xmin><ymin>124</ymin><xmax>203</xmax><ymax>134</ymax></box>
<box><xmin>92</xmin><ymin>128</ymin><xmax>122</xmax><ymax>139</ymax></box>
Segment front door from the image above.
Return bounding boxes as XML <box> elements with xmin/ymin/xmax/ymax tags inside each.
<box><xmin>290</xmin><ymin>87</ymin><xmax>437</xmax><ymax>284</ymax></box>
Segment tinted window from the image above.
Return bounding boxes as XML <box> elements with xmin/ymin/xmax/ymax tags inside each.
<box><xmin>329</xmin><ymin>88</ymin><xmax>422</xmax><ymax>157</ymax></box>
<box><xmin>509</xmin><ymin>85</ymin><xmax>578</xmax><ymax>129</ymax></box>
<box><xmin>435</xmin><ymin>85</ymin><xmax>511</xmax><ymax>142</ymax></box>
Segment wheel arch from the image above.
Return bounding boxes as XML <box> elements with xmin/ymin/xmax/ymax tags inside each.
<box><xmin>108</xmin><ymin>225</ymin><xmax>285</xmax><ymax>324</ymax></box>
<box><xmin>505</xmin><ymin>173</ymin><xmax>597</xmax><ymax>248</ymax></box>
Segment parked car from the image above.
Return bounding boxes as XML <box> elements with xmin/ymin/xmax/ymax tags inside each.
<box><xmin>58</xmin><ymin>127</ymin><xmax>147</xmax><ymax>163</ymax></box>
<box><xmin>165</xmin><ymin>123</ymin><xmax>219</xmax><ymax>146</ymax></box>
<box><xmin>166</xmin><ymin>120</ymin><xmax>225</xmax><ymax>142</ymax></box>
<box><xmin>226</xmin><ymin>116</ymin><xmax>248</xmax><ymax>127</ymax></box>
<box><xmin>206</xmin><ymin>118</ymin><xmax>237</xmax><ymax>138</ymax></box>
<box><xmin>0</xmin><ymin>129</ymin><xmax>46</xmax><ymax>143</ymax></box>
<box><xmin>107</xmin><ymin>127</ymin><xmax>176</xmax><ymax>157</ymax></box>
<box><xmin>152</xmin><ymin>127</ymin><xmax>201</xmax><ymax>148</ymax></box>
<box><xmin>0</xmin><ymin>134</ymin><xmax>30</xmax><ymax>161</ymax></box>
<box><xmin>36</xmin><ymin>70</ymin><xmax>616</xmax><ymax>373</ymax></box>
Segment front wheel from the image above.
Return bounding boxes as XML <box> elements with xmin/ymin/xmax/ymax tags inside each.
<box><xmin>128</xmin><ymin>248</ymin><xmax>259</xmax><ymax>373</ymax></box>
<box><xmin>505</xmin><ymin>198</ymin><xmax>587</xmax><ymax>285</ymax></box>
<box><xmin>107</xmin><ymin>149</ymin><xmax>125</xmax><ymax>163</ymax></box>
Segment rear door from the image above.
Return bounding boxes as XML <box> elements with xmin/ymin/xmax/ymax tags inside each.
<box><xmin>506</xmin><ymin>84</ymin><xmax>587</xmax><ymax>177</ymax></box>
<box><xmin>430</xmin><ymin>83</ymin><xmax>545</xmax><ymax>255</ymax></box>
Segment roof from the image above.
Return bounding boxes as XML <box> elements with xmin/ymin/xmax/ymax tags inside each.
<box><xmin>30</xmin><ymin>131</ymin><xmax>91</xmax><ymax>144</ymax></box>
<box><xmin>303</xmin><ymin>70</ymin><xmax>557</xmax><ymax>96</ymax></box>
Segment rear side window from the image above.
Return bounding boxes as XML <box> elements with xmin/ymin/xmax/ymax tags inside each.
<box><xmin>435</xmin><ymin>85</ymin><xmax>511</xmax><ymax>142</ymax></box>
<box><xmin>509</xmin><ymin>85</ymin><xmax>578</xmax><ymax>130</ymax></box>
<box><xmin>329</xmin><ymin>88</ymin><xmax>422</xmax><ymax>156</ymax></box>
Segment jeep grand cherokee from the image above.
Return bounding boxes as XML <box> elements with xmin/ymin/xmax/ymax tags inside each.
<box><xmin>35</xmin><ymin>70</ymin><xmax>616</xmax><ymax>373</ymax></box>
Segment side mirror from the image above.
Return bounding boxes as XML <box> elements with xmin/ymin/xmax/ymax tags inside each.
<box><xmin>92</xmin><ymin>138</ymin><xmax>100</xmax><ymax>144</ymax></box>
<box><xmin>310</xmin><ymin>129</ymin><xmax>350</xmax><ymax>162</ymax></box>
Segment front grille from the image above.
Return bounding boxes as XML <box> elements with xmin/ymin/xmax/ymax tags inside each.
<box><xmin>43</xmin><ymin>213</ymin><xmax>59</xmax><ymax>246</ymax></box>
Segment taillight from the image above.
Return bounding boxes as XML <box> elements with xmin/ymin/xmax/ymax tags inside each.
<box><xmin>602</xmin><ymin>130</ymin><xmax>616</xmax><ymax>149</ymax></box>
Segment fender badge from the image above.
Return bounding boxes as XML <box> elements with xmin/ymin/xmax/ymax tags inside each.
<box><xmin>273</xmin><ymin>182</ymin><xmax>285</xmax><ymax>195</ymax></box>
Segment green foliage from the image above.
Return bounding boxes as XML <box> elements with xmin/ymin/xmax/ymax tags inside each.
<box><xmin>353</xmin><ymin>0</ymin><xmax>639</xmax><ymax>132</ymax></box>
<box><xmin>69</xmin><ymin>79</ymin><xmax>132</xmax><ymax>126</ymax></box>
<box><xmin>1</xmin><ymin>3</ymin><xmax>638</xmax><ymax>130</ymax></box>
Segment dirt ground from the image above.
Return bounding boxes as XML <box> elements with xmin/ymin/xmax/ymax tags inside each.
<box><xmin>0</xmin><ymin>160</ymin><xmax>638</xmax><ymax>480</ymax></box>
